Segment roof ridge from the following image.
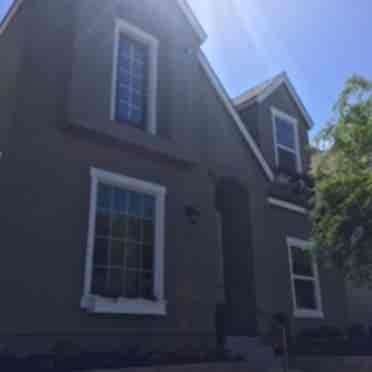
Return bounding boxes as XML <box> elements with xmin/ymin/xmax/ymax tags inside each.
<box><xmin>233</xmin><ymin>72</ymin><xmax>286</xmax><ymax>107</ymax></box>
<box><xmin>232</xmin><ymin>72</ymin><xmax>314</xmax><ymax>128</ymax></box>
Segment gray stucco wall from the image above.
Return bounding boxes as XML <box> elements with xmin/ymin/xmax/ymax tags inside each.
<box><xmin>230</xmin><ymin>81</ymin><xmax>348</xmax><ymax>337</ymax></box>
<box><xmin>346</xmin><ymin>284</ymin><xmax>372</xmax><ymax>327</ymax></box>
<box><xmin>258</xmin><ymin>84</ymin><xmax>311</xmax><ymax>173</ymax></box>
<box><xmin>237</xmin><ymin>102</ymin><xmax>260</xmax><ymax>146</ymax></box>
<box><xmin>0</xmin><ymin>0</ymin><xmax>349</xmax><ymax>353</ymax></box>
<box><xmin>0</xmin><ymin>0</ymin><xmax>219</xmax><ymax>353</ymax></box>
<box><xmin>262</xmin><ymin>205</ymin><xmax>348</xmax><ymax>337</ymax></box>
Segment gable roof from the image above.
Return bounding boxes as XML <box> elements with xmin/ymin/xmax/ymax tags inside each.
<box><xmin>176</xmin><ymin>0</ymin><xmax>207</xmax><ymax>43</ymax></box>
<box><xmin>198</xmin><ymin>51</ymin><xmax>275</xmax><ymax>181</ymax></box>
<box><xmin>233</xmin><ymin>72</ymin><xmax>314</xmax><ymax>129</ymax></box>
<box><xmin>0</xmin><ymin>0</ymin><xmax>208</xmax><ymax>43</ymax></box>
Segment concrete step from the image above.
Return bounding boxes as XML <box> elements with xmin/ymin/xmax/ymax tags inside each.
<box><xmin>226</xmin><ymin>336</ymin><xmax>282</xmax><ymax>372</ymax></box>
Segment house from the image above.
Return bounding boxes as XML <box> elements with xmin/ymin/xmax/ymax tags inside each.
<box><xmin>0</xmin><ymin>0</ymin><xmax>368</xmax><ymax>357</ymax></box>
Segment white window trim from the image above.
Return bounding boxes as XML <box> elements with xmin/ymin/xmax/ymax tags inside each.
<box><xmin>287</xmin><ymin>237</ymin><xmax>324</xmax><ymax>319</ymax></box>
<box><xmin>110</xmin><ymin>18</ymin><xmax>159</xmax><ymax>134</ymax></box>
<box><xmin>271</xmin><ymin>107</ymin><xmax>303</xmax><ymax>174</ymax></box>
<box><xmin>81</xmin><ymin>167</ymin><xmax>167</xmax><ymax>316</ymax></box>
<box><xmin>268</xmin><ymin>197</ymin><xmax>308</xmax><ymax>215</ymax></box>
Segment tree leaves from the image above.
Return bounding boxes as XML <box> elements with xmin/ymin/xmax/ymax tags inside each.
<box><xmin>312</xmin><ymin>75</ymin><xmax>372</xmax><ymax>285</ymax></box>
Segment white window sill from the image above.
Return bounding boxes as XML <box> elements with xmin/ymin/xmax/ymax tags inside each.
<box><xmin>294</xmin><ymin>309</ymin><xmax>324</xmax><ymax>319</ymax></box>
<box><xmin>81</xmin><ymin>295</ymin><xmax>167</xmax><ymax>316</ymax></box>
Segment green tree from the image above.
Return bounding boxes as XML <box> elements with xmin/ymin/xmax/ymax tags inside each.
<box><xmin>312</xmin><ymin>75</ymin><xmax>372</xmax><ymax>285</ymax></box>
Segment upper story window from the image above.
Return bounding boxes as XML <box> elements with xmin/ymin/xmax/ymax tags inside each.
<box><xmin>111</xmin><ymin>19</ymin><xmax>159</xmax><ymax>134</ymax></box>
<box><xmin>81</xmin><ymin>168</ymin><xmax>166</xmax><ymax>315</ymax></box>
<box><xmin>271</xmin><ymin>107</ymin><xmax>302</xmax><ymax>175</ymax></box>
<box><xmin>287</xmin><ymin>237</ymin><xmax>323</xmax><ymax>319</ymax></box>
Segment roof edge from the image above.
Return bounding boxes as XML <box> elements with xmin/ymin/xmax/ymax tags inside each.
<box><xmin>176</xmin><ymin>0</ymin><xmax>207</xmax><ymax>43</ymax></box>
<box><xmin>0</xmin><ymin>0</ymin><xmax>24</xmax><ymax>35</ymax></box>
<box><xmin>0</xmin><ymin>1</ymin><xmax>208</xmax><ymax>43</ymax></box>
<box><xmin>234</xmin><ymin>72</ymin><xmax>314</xmax><ymax>129</ymax></box>
<box><xmin>198</xmin><ymin>51</ymin><xmax>275</xmax><ymax>182</ymax></box>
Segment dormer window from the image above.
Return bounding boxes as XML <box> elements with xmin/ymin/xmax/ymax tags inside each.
<box><xmin>271</xmin><ymin>107</ymin><xmax>302</xmax><ymax>175</ymax></box>
<box><xmin>111</xmin><ymin>19</ymin><xmax>159</xmax><ymax>134</ymax></box>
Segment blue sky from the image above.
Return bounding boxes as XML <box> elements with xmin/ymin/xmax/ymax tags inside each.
<box><xmin>0</xmin><ymin>0</ymin><xmax>13</xmax><ymax>22</ymax></box>
<box><xmin>188</xmin><ymin>0</ymin><xmax>372</xmax><ymax>136</ymax></box>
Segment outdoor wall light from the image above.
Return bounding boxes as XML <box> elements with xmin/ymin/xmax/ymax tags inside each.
<box><xmin>185</xmin><ymin>205</ymin><xmax>201</xmax><ymax>225</ymax></box>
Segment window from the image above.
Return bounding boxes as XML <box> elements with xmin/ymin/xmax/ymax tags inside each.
<box><xmin>287</xmin><ymin>237</ymin><xmax>323</xmax><ymax>318</ymax></box>
<box><xmin>111</xmin><ymin>19</ymin><xmax>158</xmax><ymax>134</ymax></box>
<box><xmin>81</xmin><ymin>168</ymin><xmax>166</xmax><ymax>315</ymax></box>
<box><xmin>272</xmin><ymin>107</ymin><xmax>302</xmax><ymax>174</ymax></box>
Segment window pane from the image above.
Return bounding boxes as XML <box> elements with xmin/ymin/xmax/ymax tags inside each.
<box><xmin>119</xmin><ymin>37</ymin><xmax>131</xmax><ymax>56</ymax></box>
<box><xmin>278</xmin><ymin>147</ymin><xmax>297</xmax><ymax>174</ymax></box>
<box><xmin>128</xmin><ymin>192</ymin><xmax>143</xmax><ymax>217</ymax></box>
<box><xmin>133</xmin><ymin>61</ymin><xmax>145</xmax><ymax>76</ymax></box>
<box><xmin>118</xmin><ymin>58</ymin><xmax>130</xmax><ymax>74</ymax></box>
<box><xmin>126</xmin><ymin>270</ymin><xmax>139</xmax><ymax>298</ymax></box>
<box><xmin>107</xmin><ymin>268</ymin><xmax>123</xmax><ymax>298</ymax></box>
<box><xmin>113</xmin><ymin>188</ymin><xmax>127</xmax><ymax>213</ymax></box>
<box><xmin>126</xmin><ymin>243</ymin><xmax>140</xmax><ymax>269</ymax></box>
<box><xmin>133</xmin><ymin>43</ymin><xmax>146</xmax><ymax>60</ymax></box>
<box><xmin>92</xmin><ymin>267</ymin><xmax>107</xmax><ymax>296</ymax></box>
<box><xmin>143</xmin><ymin>220</ymin><xmax>154</xmax><ymax>244</ymax></box>
<box><xmin>97</xmin><ymin>183</ymin><xmax>112</xmax><ymax>210</ymax></box>
<box><xmin>144</xmin><ymin>195</ymin><xmax>155</xmax><ymax>219</ymax></box>
<box><xmin>115</xmin><ymin>36</ymin><xmax>147</xmax><ymax>128</ymax></box>
<box><xmin>142</xmin><ymin>272</ymin><xmax>154</xmax><ymax>299</ymax></box>
<box><xmin>96</xmin><ymin>209</ymin><xmax>110</xmax><ymax>236</ymax></box>
<box><xmin>295</xmin><ymin>279</ymin><xmax>317</xmax><ymax>310</ymax></box>
<box><xmin>111</xmin><ymin>214</ymin><xmax>127</xmax><ymax>239</ymax></box>
<box><xmin>117</xmin><ymin>85</ymin><xmax>131</xmax><ymax>101</ymax></box>
<box><xmin>93</xmin><ymin>238</ymin><xmax>109</xmax><ymax>266</ymax></box>
<box><xmin>142</xmin><ymin>244</ymin><xmax>154</xmax><ymax>271</ymax></box>
<box><xmin>292</xmin><ymin>247</ymin><xmax>314</xmax><ymax>277</ymax></box>
<box><xmin>276</xmin><ymin>117</ymin><xmax>295</xmax><ymax>149</ymax></box>
<box><xmin>110</xmin><ymin>240</ymin><xmax>125</xmax><ymax>267</ymax></box>
<box><xmin>116</xmin><ymin>104</ymin><xmax>131</xmax><ymax>123</ymax></box>
<box><xmin>132</xmin><ymin>91</ymin><xmax>143</xmax><ymax>107</ymax></box>
<box><xmin>133</xmin><ymin>77</ymin><xmax>144</xmax><ymax>92</ymax></box>
<box><xmin>128</xmin><ymin>216</ymin><xmax>141</xmax><ymax>241</ymax></box>
<box><xmin>92</xmin><ymin>182</ymin><xmax>158</xmax><ymax>300</ymax></box>
<box><xmin>131</xmin><ymin>109</ymin><xmax>143</xmax><ymax>126</ymax></box>
<box><xmin>118</xmin><ymin>69</ymin><xmax>130</xmax><ymax>84</ymax></box>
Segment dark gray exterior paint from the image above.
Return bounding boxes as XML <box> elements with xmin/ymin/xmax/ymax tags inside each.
<box><xmin>238</xmin><ymin>84</ymin><xmax>311</xmax><ymax>174</ymax></box>
<box><xmin>237</xmin><ymin>82</ymin><xmax>348</xmax><ymax>336</ymax></box>
<box><xmin>346</xmin><ymin>284</ymin><xmax>372</xmax><ymax>327</ymax></box>
<box><xmin>0</xmin><ymin>0</ymin><xmax>350</xmax><ymax>353</ymax></box>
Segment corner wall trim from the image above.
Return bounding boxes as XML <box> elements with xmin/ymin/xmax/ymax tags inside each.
<box><xmin>268</xmin><ymin>197</ymin><xmax>308</xmax><ymax>215</ymax></box>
